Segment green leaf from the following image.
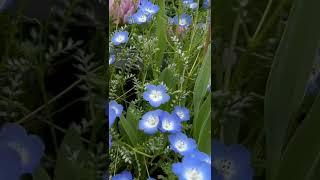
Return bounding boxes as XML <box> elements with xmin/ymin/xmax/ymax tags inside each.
<box><xmin>195</xmin><ymin>93</ymin><xmax>211</xmax><ymax>154</ymax></box>
<box><xmin>119</xmin><ymin>104</ymin><xmax>140</xmax><ymax>146</ymax></box>
<box><xmin>33</xmin><ymin>167</ymin><xmax>51</xmax><ymax>180</ymax></box>
<box><xmin>54</xmin><ymin>128</ymin><xmax>95</xmax><ymax>180</ymax></box>
<box><xmin>154</xmin><ymin>0</ymin><xmax>167</xmax><ymax>76</ymax></box>
<box><xmin>275</xmin><ymin>96</ymin><xmax>320</xmax><ymax>180</ymax></box>
<box><xmin>159</xmin><ymin>68</ymin><xmax>177</xmax><ymax>89</ymax></box>
<box><xmin>264</xmin><ymin>0</ymin><xmax>320</xmax><ymax>179</ymax></box>
<box><xmin>193</xmin><ymin>45</ymin><xmax>211</xmax><ymax>117</ymax></box>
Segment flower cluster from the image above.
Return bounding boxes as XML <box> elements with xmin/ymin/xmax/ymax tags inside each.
<box><xmin>0</xmin><ymin>123</ymin><xmax>45</xmax><ymax>180</ymax></box>
<box><xmin>128</xmin><ymin>0</ymin><xmax>159</xmax><ymax>24</ymax></box>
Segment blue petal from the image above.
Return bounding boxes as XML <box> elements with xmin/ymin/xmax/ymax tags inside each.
<box><xmin>0</xmin><ymin>123</ymin><xmax>28</xmax><ymax>139</ymax></box>
<box><xmin>112</xmin><ymin>170</ymin><xmax>133</xmax><ymax>180</ymax></box>
<box><xmin>0</xmin><ymin>145</ymin><xmax>22</xmax><ymax>180</ymax></box>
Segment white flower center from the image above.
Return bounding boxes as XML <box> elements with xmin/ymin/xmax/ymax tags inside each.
<box><xmin>145</xmin><ymin>8</ymin><xmax>154</xmax><ymax>14</ymax></box>
<box><xmin>149</xmin><ymin>90</ymin><xmax>163</xmax><ymax>102</ymax></box>
<box><xmin>138</xmin><ymin>14</ymin><xmax>147</xmax><ymax>22</ymax></box>
<box><xmin>111</xmin><ymin>106</ymin><xmax>119</xmax><ymax>115</ymax></box>
<box><xmin>116</xmin><ymin>35</ymin><xmax>125</xmax><ymax>43</ymax></box>
<box><xmin>176</xmin><ymin>111</ymin><xmax>185</xmax><ymax>119</ymax></box>
<box><xmin>162</xmin><ymin>120</ymin><xmax>173</xmax><ymax>130</ymax></box>
<box><xmin>175</xmin><ymin>140</ymin><xmax>187</xmax><ymax>152</ymax></box>
<box><xmin>8</xmin><ymin>142</ymin><xmax>29</xmax><ymax>165</ymax></box>
<box><xmin>146</xmin><ymin>116</ymin><xmax>159</xmax><ymax>127</ymax></box>
<box><xmin>179</xmin><ymin>18</ymin><xmax>187</xmax><ymax>26</ymax></box>
<box><xmin>213</xmin><ymin>159</ymin><xmax>235</xmax><ymax>178</ymax></box>
<box><xmin>185</xmin><ymin>168</ymin><xmax>203</xmax><ymax>180</ymax></box>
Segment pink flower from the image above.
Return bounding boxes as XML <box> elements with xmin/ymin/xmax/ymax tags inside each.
<box><xmin>109</xmin><ymin>0</ymin><xmax>140</xmax><ymax>24</ymax></box>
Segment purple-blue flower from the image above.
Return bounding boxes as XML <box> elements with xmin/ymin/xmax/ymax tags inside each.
<box><xmin>172</xmin><ymin>106</ymin><xmax>190</xmax><ymax>121</ymax></box>
<box><xmin>185</xmin><ymin>149</ymin><xmax>211</xmax><ymax>165</ymax></box>
<box><xmin>169</xmin><ymin>132</ymin><xmax>197</xmax><ymax>155</ymax></box>
<box><xmin>109</xmin><ymin>54</ymin><xmax>115</xmax><ymax>65</ymax></box>
<box><xmin>109</xmin><ymin>101</ymin><xmax>124</xmax><ymax>127</ymax></box>
<box><xmin>129</xmin><ymin>10</ymin><xmax>153</xmax><ymax>24</ymax></box>
<box><xmin>212</xmin><ymin>140</ymin><xmax>253</xmax><ymax>180</ymax></box>
<box><xmin>172</xmin><ymin>14</ymin><xmax>192</xmax><ymax>27</ymax></box>
<box><xmin>112</xmin><ymin>170</ymin><xmax>133</xmax><ymax>180</ymax></box>
<box><xmin>172</xmin><ymin>156</ymin><xmax>211</xmax><ymax>180</ymax></box>
<box><xmin>138</xmin><ymin>110</ymin><xmax>163</xmax><ymax>134</ymax></box>
<box><xmin>182</xmin><ymin>0</ymin><xmax>198</xmax><ymax>10</ymax></box>
<box><xmin>143</xmin><ymin>84</ymin><xmax>170</xmax><ymax>107</ymax></box>
<box><xmin>159</xmin><ymin>111</ymin><xmax>182</xmax><ymax>133</ymax></box>
<box><xmin>111</xmin><ymin>31</ymin><xmax>129</xmax><ymax>46</ymax></box>
<box><xmin>0</xmin><ymin>123</ymin><xmax>45</xmax><ymax>174</ymax></box>
<box><xmin>0</xmin><ymin>145</ymin><xmax>22</xmax><ymax>180</ymax></box>
<box><xmin>139</xmin><ymin>0</ymin><xmax>159</xmax><ymax>15</ymax></box>
<box><xmin>203</xmin><ymin>0</ymin><xmax>210</xmax><ymax>8</ymax></box>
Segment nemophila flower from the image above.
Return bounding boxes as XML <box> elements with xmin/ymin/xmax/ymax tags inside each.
<box><xmin>172</xmin><ymin>156</ymin><xmax>211</xmax><ymax>180</ymax></box>
<box><xmin>112</xmin><ymin>170</ymin><xmax>133</xmax><ymax>180</ymax></box>
<box><xmin>0</xmin><ymin>123</ymin><xmax>45</xmax><ymax>174</ymax></box>
<box><xmin>182</xmin><ymin>0</ymin><xmax>198</xmax><ymax>10</ymax></box>
<box><xmin>109</xmin><ymin>0</ymin><xmax>140</xmax><ymax>24</ymax></box>
<box><xmin>169</xmin><ymin>133</ymin><xmax>197</xmax><ymax>155</ymax></box>
<box><xmin>186</xmin><ymin>149</ymin><xmax>211</xmax><ymax>165</ymax></box>
<box><xmin>138</xmin><ymin>110</ymin><xmax>163</xmax><ymax>134</ymax></box>
<box><xmin>109</xmin><ymin>101</ymin><xmax>124</xmax><ymax>127</ymax></box>
<box><xmin>129</xmin><ymin>10</ymin><xmax>152</xmax><ymax>24</ymax></box>
<box><xmin>212</xmin><ymin>140</ymin><xmax>253</xmax><ymax>180</ymax></box>
<box><xmin>139</xmin><ymin>0</ymin><xmax>159</xmax><ymax>15</ymax></box>
<box><xmin>0</xmin><ymin>145</ymin><xmax>22</xmax><ymax>180</ymax></box>
<box><xmin>173</xmin><ymin>14</ymin><xmax>192</xmax><ymax>27</ymax></box>
<box><xmin>143</xmin><ymin>84</ymin><xmax>170</xmax><ymax>107</ymax></box>
<box><xmin>111</xmin><ymin>31</ymin><xmax>129</xmax><ymax>46</ymax></box>
<box><xmin>203</xmin><ymin>0</ymin><xmax>210</xmax><ymax>8</ymax></box>
<box><xmin>159</xmin><ymin>111</ymin><xmax>182</xmax><ymax>133</ymax></box>
<box><xmin>109</xmin><ymin>54</ymin><xmax>115</xmax><ymax>65</ymax></box>
<box><xmin>172</xmin><ymin>106</ymin><xmax>190</xmax><ymax>121</ymax></box>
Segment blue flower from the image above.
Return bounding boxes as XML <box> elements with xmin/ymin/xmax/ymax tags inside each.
<box><xmin>0</xmin><ymin>145</ymin><xmax>22</xmax><ymax>180</ymax></box>
<box><xmin>112</xmin><ymin>170</ymin><xmax>133</xmax><ymax>180</ymax></box>
<box><xmin>172</xmin><ymin>106</ymin><xmax>190</xmax><ymax>121</ymax></box>
<box><xmin>138</xmin><ymin>110</ymin><xmax>163</xmax><ymax>134</ymax></box>
<box><xmin>139</xmin><ymin>0</ymin><xmax>160</xmax><ymax>15</ymax></box>
<box><xmin>203</xmin><ymin>0</ymin><xmax>210</xmax><ymax>8</ymax></box>
<box><xmin>0</xmin><ymin>123</ymin><xmax>45</xmax><ymax>174</ymax></box>
<box><xmin>182</xmin><ymin>0</ymin><xmax>198</xmax><ymax>10</ymax></box>
<box><xmin>169</xmin><ymin>133</ymin><xmax>197</xmax><ymax>155</ymax></box>
<box><xmin>109</xmin><ymin>101</ymin><xmax>124</xmax><ymax>127</ymax></box>
<box><xmin>185</xmin><ymin>149</ymin><xmax>211</xmax><ymax>165</ymax></box>
<box><xmin>143</xmin><ymin>84</ymin><xmax>170</xmax><ymax>107</ymax></box>
<box><xmin>159</xmin><ymin>111</ymin><xmax>182</xmax><ymax>133</ymax></box>
<box><xmin>111</xmin><ymin>31</ymin><xmax>129</xmax><ymax>46</ymax></box>
<box><xmin>129</xmin><ymin>10</ymin><xmax>153</xmax><ymax>24</ymax></box>
<box><xmin>109</xmin><ymin>54</ymin><xmax>115</xmax><ymax>65</ymax></box>
<box><xmin>173</xmin><ymin>14</ymin><xmax>192</xmax><ymax>27</ymax></box>
<box><xmin>172</xmin><ymin>156</ymin><xmax>211</xmax><ymax>180</ymax></box>
<box><xmin>147</xmin><ymin>177</ymin><xmax>156</xmax><ymax>180</ymax></box>
<box><xmin>212</xmin><ymin>140</ymin><xmax>253</xmax><ymax>180</ymax></box>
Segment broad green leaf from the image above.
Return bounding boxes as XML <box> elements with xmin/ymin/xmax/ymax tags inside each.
<box><xmin>119</xmin><ymin>104</ymin><xmax>139</xmax><ymax>146</ymax></box>
<box><xmin>264</xmin><ymin>0</ymin><xmax>320</xmax><ymax>179</ymax></box>
<box><xmin>54</xmin><ymin>128</ymin><xmax>95</xmax><ymax>180</ymax></box>
<box><xmin>195</xmin><ymin>93</ymin><xmax>211</xmax><ymax>154</ymax></box>
<box><xmin>193</xmin><ymin>45</ymin><xmax>211</xmax><ymax>117</ymax></box>
<box><xmin>33</xmin><ymin>167</ymin><xmax>51</xmax><ymax>180</ymax></box>
<box><xmin>276</xmin><ymin>96</ymin><xmax>320</xmax><ymax>180</ymax></box>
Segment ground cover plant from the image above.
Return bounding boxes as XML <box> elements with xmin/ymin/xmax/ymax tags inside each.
<box><xmin>108</xmin><ymin>0</ymin><xmax>211</xmax><ymax>179</ymax></box>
